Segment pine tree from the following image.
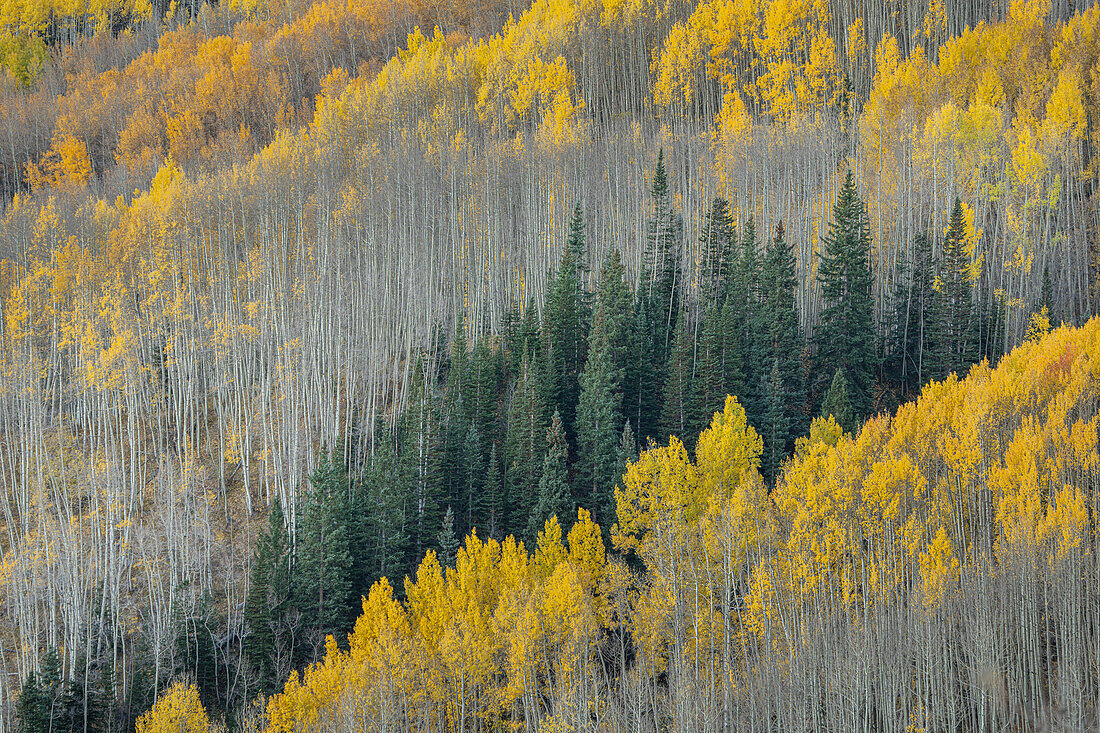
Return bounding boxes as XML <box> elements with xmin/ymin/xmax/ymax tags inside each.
<box><xmin>698</xmin><ymin>197</ymin><xmax>736</xmax><ymax>311</ymax></box>
<box><xmin>400</xmin><ymin>365</ymin><xmax>443</xmax><ymax>569</ymax></box>
<box><xmin>437</xmin><ymin>507</ymin><xmax>459</xmax><ymax>568</ymax></box>
<box><xmin>40</xmin><ymin>647</ymin><xmax>64</xmax><ymax>733</ymax></box>
<box><xmin>462</xmin><ymin>422</ymin><xmax>485</xmax><ymax>537</ymax></box>
<box><xmin>542</xmin><ymin>202</ymin><xmax>591</xmax><ymax>442</ymax></box>
<box><xmin>295</xmin><ymin>448</ymin><xmax>353</xmax><ymax>654</ymax></box>
<box><xmin>362</xmin><ymin>434</ymin><xmax>408</xmax><ymax>583</ymax></box>
<box><xmin>593</xmin><ymin>249</ymin><xmax>635</xmax><ymax>384</ymax></box>
<box><xmin>610</xmin><ymin>420</ymin><xmax>637</xmax><ymax>524</ymax></box>
<box><xmin>815</xmin><ymin>169</ymin><xmax>876</xmax><ymax>423</ymax></box>
<box><xmin>623</xmin><ymin>293</ymin><xmax>660</xmax><ymax>443</ymax></box>
<box><xmin>659</xmin><ymin>315</ymin><xmax>702</xmax><ymax>448</ymax></box>
<box><xmin>644</xmin><ymin>149</ymin><xmax>683</xmax><ymax>368</ymax></box>
<box><xmin>172</xmin><ymin>591</ymin><xmax>223</xmax><ymax>714</ymax></box>
<box><xmin>504</xmin><ymin>351</ymin><xmax>545</xmax><ymax>539</ymax></box>
<box><xmin>575</xmin><ymin>307</ymin><xmax>624</xmax><ymax>527</ymax></box>
<box><xmin>1038</xmin><ymin>264</ymin><xmax>1053</xmax><ymax>320</ymax></box>
<box><xmin>484</xmin><ymin>444</ymin><xmax>504</xmax><ymax>539</ymax></box>
<box><xmin>528</xmin><ymin>410</ymin><xmax>571</xmax><ymax>540</ymax></box>
<box><xmin>820</xmin><ymin>368</ymin><xmax>855</xmax><ymax>434</ymax></box>
<box><xmin>730</xmin><ymin>216</ymin><xmax>762</xmax><ymax>420</ymax></box>
<box><xmin>65</xmin><ymin>649</ymin><xmax>106</xmax><ymax>733</ymax></box>
<box><xmin>759</xmin><ymin>357</ymin><xmax>790</xmax><ymax>481</ymax></box>
<box><xmin>936</xmin><ymin>196</ymin><xmax>978</xmax><ymax>380</ymax></box>
<box><xmin>754</xmin><ymin>222</ymin><xmax>804</xmax><ymax>474</ymax></box>
<box><xmin>244</xmin><ymin>497</ymin><xmax>293</xmax><ymax>696</ymax></box>
<box><xmin>17</xmin><ymin>673</ymin><xmax>46</xmax><ymax>733</ymax></box>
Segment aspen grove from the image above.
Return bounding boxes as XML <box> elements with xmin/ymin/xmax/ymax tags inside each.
<box><xmin>1</xmin><ymin>0</ymin><xmax>1100</xmax><ymax>729</ymax></box>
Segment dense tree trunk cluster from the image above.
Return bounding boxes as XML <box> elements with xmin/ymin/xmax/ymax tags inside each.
<box><xmin>0</xmin><ymin>0</ymin><xmax>1099</xmax><ymax>728</ymax></box>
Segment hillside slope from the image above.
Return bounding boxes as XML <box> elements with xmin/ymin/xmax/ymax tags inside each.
<box><xmin>167</xmin><ymin>317</ymin><xmax>1100</xmax><ymax>732</ymax></box>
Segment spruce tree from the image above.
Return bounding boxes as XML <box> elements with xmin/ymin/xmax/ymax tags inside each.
<box><xmin>815</xmin><ymin>169</ymin><xmax>876</xmax><ymax>422</ymax></box>
<box><xmin>754</xmin><ymin>222</ymin><xmax>804</xmax><ymax>474</ymax></box>
<box><xmin>484</xmin><ymin>444</ymin><xmax>504</xmax><ymax>539</ymax></box>
<box><xmin>937</xmin><ymin>196</ymin><xmax>978</xmax><ymax>380</ymax></box>
<box><xmin>244</xmin><ymin>497</ymin><xmax>294</xmax><ymax>696</ymax></box>
<box><xmin>504</xmin><ymin>351</ymin><xmax>545</xmax><ymax>538</ymax></box>
<box><xmin>40</xmin><ymin>648</ymin><xmax>64</xmax><ymax>732</ymax></box>
<box><xmin>17</xmin><ymin>673</ymin><xmax>46</xmax><ymax>733</ymax></box>
<box><xmin>542</xmin><ymin>202</ymin><xmax>591</xmax><ymax>442</ymax></box>
<box><xmin>729</xmin><ymin>217</ymin><xmax>761</xmax><ymax>420</ymax></box>
<box><xmin>575</xmin><ymin>307</ymin><xmax>624</xmax><ymax>527</ymax></box>
<box><xmin>593</xmin><ymin>249</ymin><xmax>635</xmax><ymax>385</ymax></box>
<box><xmin>1038</xmin><ymin>264</ymin><xmax>1053</xmax><ymax>320</ymax></box>
<box><xmin>623</xmin><ymin>293</ymin><xmax>660</xmax><ymax>443</ymax></box>
<box><xmin>400</xmin><ymin>365</ymin><xmax>443</xmax><ymax>568</ymax></box>
<box><xmin>820</xmin><ymin>368</ymin><xmax>856</xmax><ymax>434</ymax></box>
<box><xmin>645</xmin><ymin>149</ymin><xmax>682</xmax><ymax>363</ymax></box>
<box><xmin>437</xmin><ymin>507</ymin><xmax>459</xmax><ymax>568</ymax></box>
<box><xmin>698</xmin><ymin>197</ymin><xmax>736</xmax><ymax>311</ymax></box>
<box><xmin>528</xmin><ymin>411</ymin><xmax>571</xmax><ymax>540</ymax></box>
<box><xmin>660</xmin><ymin>315</ymin><xmax>701</xmax><ymax>446</ymax></box>
<box><xmin>759</xmin><ymin>358</ymin><xmax>790</xmax><ymax>480</ymax></box>
<box><xmin>462</xmin><ymin>422</ymin><xmax>485</xmax><ymax>537</ymax></box>
<box><xmin>295</xmin><ymin>448</ymin><xmax>353</xmax><ymax>654</ymax></box>
<box><xmin>362</xmin><ymin>434</ymin><xmax>408</xmax><ymax>582</ymax></box>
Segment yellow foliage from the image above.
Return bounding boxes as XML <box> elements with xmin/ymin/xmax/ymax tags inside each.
<box><xmin>136</xmin><ymin>682</ymin><xmax>210</xmax><ymax>733</ymax></box>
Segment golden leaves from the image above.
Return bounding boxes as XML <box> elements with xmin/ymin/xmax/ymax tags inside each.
<box><xmin>136</xmin><ymin>682</ymin><xmax>210</xmax><ymax>733</ymax></box>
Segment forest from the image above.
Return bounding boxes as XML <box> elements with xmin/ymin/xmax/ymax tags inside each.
<box><xmin>1</xmin><ymin>0</ymin><xmax>1099</xmax><ymax>729</ymax></box>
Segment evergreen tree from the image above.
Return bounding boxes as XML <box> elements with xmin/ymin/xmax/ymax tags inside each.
<box><xmin>644</xmin><ymin>149</ymin><xmax>682</xmax><ymax>364</ymax></box>
<box><xmin>820</xmin><ymin>368</ymin><xmax>855</xmax><ymax>434</ymax></box>
<box><xmin>623</xmin><ymin>293</ymin><xmax>660</xmax><ymax>443</ymax></box>
<box><xmin>1038</xmin><ymin>264</ymin><xmax>1053</xmax><ymax>320</ymax></box>
<box><xmin>40</xmin><ymin>647</ymin><xmax>63</xmax><ymax>729</ymax></box>
<box><xmin>660</xmin><ymin>314</ymin><xmax>703</xmax><ymax>448</ymax></box>
<box><xmin>400</xmin><ymin>366</ymin><xmax>443</xmax><ymax>569</ymax></box>
<box><xmin>698</xmin><ymin>197</ymin><xmax>736</xmax><ymax>311</ymax></box>
<box><xmin>575</xmin><ymin>307</ymin><xmax>623</xmax><ymax>527</ymax></box>
<box><xmin>484</xmin><ymin>444</ymin><xmax>504</xmax><ymax>539</ymax></box>
<box><xmin>935</xmin><ymin>196</ymin><xmax>978</xmax><ymax>380</ymax></box>
<box><xmin>542</xmin><ymin>202</ymin><xmax>591</xmax><ymax>442</ymax></box>
<box><xmin>244</xmin><ymin>497</ymin><xmax>293</xmax><ymax>696</ymax></box>
<box><xmin>65</xmin><ymin>650</ymin><xmax>106</xmax><ymax>733</ymax></box>
<box><xmin>295</xmin><ymin>448</ymin><xmax>353</xmax><ymax>654</ymax></box>
<box><xmin>593</xmin><ymin>249</ymin><xmax>635</xmax><ymax>385</ymax></box>
<box><xmin>729</xmin><ymin>217</ymin><xmax>761</xmax><ymax>419</ymax></box>
<box><xmin>815</xmin><ymin>169</ymin><xmax>876</xmax><ymax>422</ymax></box>
<box><xmin>754</xmin><ymin>222</ymin><xmax>804</xmax><ymax>474</ymax></box>
<box><xmin>437</xmin><ymin>507</ymin><xmax>459</xmax><ymax>568</ymax></box>
<box><xmin>504</xmin><ymin>351</ymin><xmax>545</xmax><ymax>538</ymax></box>
<box><xmin>172</xmin><ymin>591</ymin><xmax>223</xmax><ymax>714</ymax></box>
<box><xmin>759</xmin><ymin>357</ymin><xmax>790</xmax><ymax>481</ymax></box>
<box><xmin>17</xmin><ymin>673</ymin><xmax>46</xmax><ymax>733</ymax></box>
<box><xmin>361</xmin><ymin>434</ymin><xmax>408</xmax><ymax>583</ymax></box>
<box><xmin>611</xmin><ymin>420</ymin><xmax>637</xmax><ymax>524</ymax></box>
<box><xmin>528</xmin><ymin>411</ymin><xmax>571</xmax><ymax>540</ymax></box>
<box><xmin>462</xmin><ymin>422</ymin><xmax>485</xmax><ymax>536</ymax></box>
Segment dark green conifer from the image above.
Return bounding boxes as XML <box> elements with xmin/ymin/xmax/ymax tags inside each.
<box><xmin>295</xmin><ymin>448</ymin><xmax>353</xmax><ymax>653</ymax></box>
<box><xmin>820</xmin><ymin>368</ymin><xmax>855</xmax><ymax>434</ymax></box>
<box><xmin>528</xmin><ymin>411</ymin><xmax>571</xmax><ymax>539</ymax></box>
<box><xmin>815</xmin><ymin>169</ymin><xmax>876</xmax><ymax>423</ymax></box>
<box><xmin>754</xmin><ymin>222</ymin><xmax>804</xmax><ymax>475</ymax></box>
<box><xmin>244</xmin><ymin>497</ymin><xmax>293</xmax><ymax>696</ymax></box>
<box><xmin>542</xmin><ymin>203</ymin><xmax>591</xmax><ymax>441</ymax></box>
<box><xmin>437</xmin><ymin>507</ymin><xmax>459</xmax><ymax>568</ymax></box>
<box><xmin>936</xmin><ymin>196</ymin><xmax>977</xmax><ymax>379</ymax></box>
<box><xmin>575</xmin><ymin>307</ymin><xmax>624</xmax><ymax>527</ymax></box>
